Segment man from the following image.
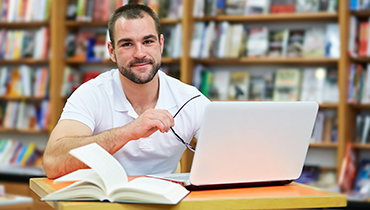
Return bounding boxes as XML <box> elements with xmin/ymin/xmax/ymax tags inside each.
<box><xmin>43</xmin><ymin>3</ymin><xmax>210</xmax><ymax>179</ymax></box>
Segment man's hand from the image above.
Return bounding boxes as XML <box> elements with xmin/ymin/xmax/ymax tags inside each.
<box><xmin>126</xmin><ymin>109</ymin><xmax>174</xmax><ymax>140</ymax></box>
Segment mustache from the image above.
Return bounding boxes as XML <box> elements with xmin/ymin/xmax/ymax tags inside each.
<box><xmin>129</xmin><ymin>58</ymin><xmax>154</xmax><ymax>66</ymax></box>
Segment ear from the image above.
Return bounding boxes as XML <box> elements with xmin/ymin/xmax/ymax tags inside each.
<box><xmin>159</xmin><ymin>34</ymin><xmax>164</xmax><ymax>54</ymax></box>
<box><xmin>107</xmin><ymin>41</ymin><xmax>117</xmax><ymax>63</ymax></box>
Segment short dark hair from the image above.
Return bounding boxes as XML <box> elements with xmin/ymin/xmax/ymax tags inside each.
<box><xmin>108</xmin><ymin>3</ymin><xmax>161</xmax><ymax>49</ymax></box>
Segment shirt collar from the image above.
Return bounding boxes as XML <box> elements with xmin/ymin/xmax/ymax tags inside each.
<box><xmin>113</xmin><ymin>70</ymin><xmax>177</xmax><ymax>115</ymax></box>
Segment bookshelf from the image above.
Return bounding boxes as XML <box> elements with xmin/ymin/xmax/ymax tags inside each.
<box><xmin>0</xmin><ymin>0</ymin><xmax>51</xmax><ymax>180</ymax></box>
<box><xmin>43</xmin><ymin>0</ymin><xmax>351</xmax><ymax>179</ymax></box>
<box><xmin>178</xmin><ymin>0</ymin><xmax>349</xmax><ymax>179</ymax></box>
<box><xmin>0</xmin><ymin>0</ymin><xmax>363</xmax><ymax>202</ymax></box>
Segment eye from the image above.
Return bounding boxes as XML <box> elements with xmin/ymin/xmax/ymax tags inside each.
<box><xmin>144</xmin><ymin>40</ymin><xmax>154</xmax><ymax>45</ymax></box>
<box><xmin>121</xmin><ymin>43</ymin><xmax>132</xmax><ymax>47</ymax></box>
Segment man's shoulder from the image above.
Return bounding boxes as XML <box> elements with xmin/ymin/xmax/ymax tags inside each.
<box><xmin>159</xmin><ymin>70</ymin><xmax>197</xmax><ymax>92</ymax></box>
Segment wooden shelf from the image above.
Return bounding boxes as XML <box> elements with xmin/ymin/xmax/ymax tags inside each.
<box><xmin>0</xmin><ymin>59</ymin><xmax>49</xmax><ymax>65</ymax></box>
<box><xmin>160</xmin><ymin>18</ymin><xmax>181</xmax><ymax>24</ymax></box>
<box><xmin>309</xmin><ymin>142</ymin><xmax>338</xmax><ymax>148</ymax></box>
<box><xmin>0</xmin><ymin>96</ymin><xmax>47</xmax><ymax>101</ymax></box>
<box><xmin>162</xmin><ymin>57</ymin><xmax>181</xmax><ymax>64</ymax></box>
<box><xmin>350</xmin><ymin>103</ymin><xmax>370</xmax><ymax>110</ymax></box>
<box><xmin>0</xmin><ymin>21</ymin><xmax>49</xmax><ymax>28</ymax></box>
<box><xmin>65</xmin><ymin>21</ymin><xmax>107</xmax><ymax>27</ymax></box>
<box><xmin>351</xmin><ymin>56</ymin><xmax>370</xmax><ymax>63</ymax></box>
<box><xmin>319</xmin><ymin>103</ymin><xmax>339</xmax><ymax>109</ymax></box>
<box><xmin>0</xmin><ymin>127</ymin><xmax>48</xmax><ymax>134</ymax></box>
<box><xmin>194</xmin><ymin>12</ymin><xmax>338</xmax><ymax>23</ymax></box>
<box><xmin>65</xmin><ymin>57</ymin><xmax>180</xmax><ymax>65</ymax></box>
<box><xmin>193</xmin><ymin>57</ymin><xmax>338</xmax><ymax>66</ymax></box>
<box><xmin>351</xmin><ymin>10</ymin><xmax>370</xmax><ymax>18</ymax></box>
<box><xmin>353</xmin><ymin>143</ymin><xmax>370</xmax><ymax>150</ymax></box>
<box><xmin>65</xmin><ymin>18</ymin><xmax>181</xmax><ymax>27</ymax></box>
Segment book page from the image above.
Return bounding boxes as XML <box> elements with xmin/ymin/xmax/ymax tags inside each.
<box><xmin>69</xmin><ymin>143</ymin><xmax>128</xmax><ymax>195</ymax></box>
<box><xmin>110</xmin><ymin>177</ymin><xmax>189</xmax><ymax>204</ymax></box>
<box><xmin>54</xmin><ymin>169</ymin><xmax>106</xmax><ymax>193</ymax></box>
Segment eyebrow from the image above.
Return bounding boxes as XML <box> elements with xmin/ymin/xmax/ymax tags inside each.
<box><xmin>116</xmin><ymin>34</ymin><xmax>158</xmax><ymax>46</ymax></box>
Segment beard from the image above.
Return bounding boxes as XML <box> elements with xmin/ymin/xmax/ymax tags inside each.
<box><xmin>117</xmin><ymin>56</ymin><xmax>161</xmax><ymax>84</ymax></box>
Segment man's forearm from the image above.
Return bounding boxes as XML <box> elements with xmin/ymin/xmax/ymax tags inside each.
<box><xmin>43</xmin><ymin>126</ymin><xmax>131</xmax><ymax>179</ymax></box>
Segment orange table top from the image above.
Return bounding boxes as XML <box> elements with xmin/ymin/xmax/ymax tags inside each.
<box><xmin>30</xmin><ymin>178</ymin><xmax>347</xmax><ymax>210</ymax></box>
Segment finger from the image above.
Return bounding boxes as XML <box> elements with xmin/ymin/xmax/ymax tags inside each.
<box><xmin>147</xmin><ymin>110</ymin><xmax>174</xmax><ymax>129</ymax></box>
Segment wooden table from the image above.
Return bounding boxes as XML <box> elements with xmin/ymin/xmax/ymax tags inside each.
<box><xmin>30</xmin><ymin>178</ymin><xmax>347</xmax><ymax>210</ymax></box>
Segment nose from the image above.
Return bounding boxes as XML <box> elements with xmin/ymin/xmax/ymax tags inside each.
<box><xmin>133</xmin><ymin>44</ymin><xmax>145</xmax><ymax>59</ymax></box>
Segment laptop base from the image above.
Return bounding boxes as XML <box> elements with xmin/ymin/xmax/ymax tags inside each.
<box><xmin>185</xmin><ymin>180</ymin><xmax>294</xmax><ymax>191</ymax></box>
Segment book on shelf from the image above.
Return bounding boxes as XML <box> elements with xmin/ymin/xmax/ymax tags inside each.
<box><xmin>0</xmin><ymin>67</ymin><xmax>8</xmax><ymax>96</ymax></box>
<box><xmin>358</xmin><ymin>20</ymin><xmax>369</xmax><ymax>57</ymax></box>
<box><xmin>192</xmin><ymin>64</ymin><xmax>204</xmax><ymax>90</ymax></box>
<box><xmin>295</xmin><ymin>0</ymin><xmax>320</xmax><ymax>13</ymax></box>
<box><xmin>204</xmin><ymin>0</ymin><xmax>218</xmax><ymax>16</ymax></box>
<box><xmin>200</xmin><ymin>21</ymin><xmax>216</xmax><ymax>58</ymax></box>
<box><xmin>33</xmin><ymin>67</ymin><xmax>49</xmax><ymax>98</ymax></box>
<box><xmin>350</xmin><ymin>0</ymin><xmax>370</xmax><ymax>11</ymax></box>
<box><xmin>227</xmin><ymin>24</ymin><xmax>244</xmax><ymax>58</ymax></box>
<box><xmin>190</xmin><ymin>21</ymin><xmax>206</xmax><ymax>58</ymax></box>
<box><xmin>60</xmin><ymin>66</ymin><xmax>84</xmax><ymax>98</ymax></box>
<box><xmin>267</xmin><ymin>29</ymin><xmax>289</xmax><ymax>58</ymax></box>
<box><xmin>311</xmin><ymin>110</ymin><xmax>338</xmax><ymax>143</ymax></box>
<box><xmin>348</xmin><ymin>63</ymin><xmax>366</xmax><ymax>104</ymax></box>
<box><xmin>246</xmin><ymin>27</ymin><xmax>269</xmax><ymax>57</ymax></box>
<box><xmin>353</xmin><ymin>159</ymin><xmax>370</xmax><ymax>194</ymax></box>
<box><xmin>225</xmin><ymin>0</ymin><xmax>246</xmax><ymax>15</ymax></box>
<box><xmin>248</xmin><ymin>75</ymin><xmax>266</xmax><ymax>101</ymax></box>
<box><xmin>0</xmin><ymin>99</ymin><xmax>49</xmax><ymax>131</ymax></box>
<box><xmin>159</xmin><ymin>0</ymin><xmax>172</xmax><ymax>18</ymax></box>
<box><xmin>361</xmin><ymin>64</ymin><xmax>370</xmax><ymax>104</ymax></box>
<box><xmin>322</xmin><ymin>68</ymin><xmax>338</xmax><ymax>103</ymax></box>
<box><xmin>216</xmin><ymin>21</ymin><xmax>231</xmax><ymax>58</ymax></box>
<box><xmin>323</xmin><ymin>110</ymin><xmax>338</xmax><ymax>143</ymax></box>
<box><xmin>41</xmin><ymin>143</ymin><xmax>189</xmax><ymax>204</ymax></box>
<box><xmin>263</xmin><ymin>72</ymin><xmax>275</xmax><ymax>101</ymax></box>
<box><xmin>273</xmin><ymin>68</ymin><xmax>302</xmax><ymax>101</ymax></box>
<box><xmin>0</xmin><ymin>0</ymin><xmax>51</xmax><ymax>22</ymax></box>
<box><xmin>200</xmin><ymin>70</ymin><xmax>214</xmax><ymax>98</ymax></box>
<box><xmin>348</xmin><ymin>16</ymin><xmax>358</xmax><ymax>57</ymax></box>
<box><xmin>270</xmin><ymin>0</ymin><xmax>296</xmax><ymax>14</ymax></box>
<box><xmin>171</xmin><ymin>23</ymin><xmax>182</xmax><ymax>58</ymax></box>
<box><xmin>300</xmin><ymin>67</ymin><xmax>326</xmax><ymax>103</ymax></box>
<box><xmin>212</xmin><ymin>70</ymin><xmax>230</xmax><ymax>100</ymax></box>
<box><xmin>338</xmin><ymin>142</ymin><xmax>357</xmax><ymax>193</ymax></box>
<box><xmin>244</xmin><ymin>0</ymin><xmax>270</xmax><ymax>15</ymax></box>
<box><xmin>302</xmin><ymin>27</ymin><xmax>326</xmax><ymax>58</ymax></box>
<box><xmin>161</xmin><ymin>65</ymin><xmax>180</xmax><ymax>79</ymax></box>
<box><xmin>228</xmin><ymin>71</ymin><xmax>250</xmax><ymax>100</ymax></box>
<box><xmin>325</xmin><ymin>24</ymin><xmax>340</xmax><ymax>58</ymax></box>
<box><xmin>295</xmin><ymin>165</ymin><xmax>321</xmax><ymax>185</ymax></box>
<box><xmin>74</xmin><ymin>31</ymin><xmax>95</xmax><ymax>60</ymax></box>
<box><xmin>167</xmin><ymin>0</ymin><xmax>182</xmax><ymax>18</ymax></box>
<box><xmin>310</xmin><ymin>111</ymin><xmax>324</xmax><ymax>143</ymax></box>
<box><xmin>33</xmin><ymin>27</ymin><xmax>50</xmax><ymax>60</ymax></box>
<box><xmin>0</xmin><ymin>139</ymin><xmax>44</xmax><ymax>175</ymax></box>
<box><xmin>66</xmin><ymin>0</ymin><xmax>78</xmax><ymax>20</ymax></box>
<box><xmin>354</xmin><ymin>111</ymin><xmax>370</xmax><ymax>144</ymax></box>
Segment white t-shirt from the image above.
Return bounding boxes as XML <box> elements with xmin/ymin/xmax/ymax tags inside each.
<box><xmin>60</xmin><ymin>69</ymin><xmax>210</xmax><ymax>175</ymax></box>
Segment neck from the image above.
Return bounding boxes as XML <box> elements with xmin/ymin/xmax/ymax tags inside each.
<box><xmin>120</xmin><ymin>73</ymin><xmax>159</xmax><ymax>115</ymax></box>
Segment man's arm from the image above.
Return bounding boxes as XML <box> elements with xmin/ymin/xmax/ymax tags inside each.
<box><xmin>43</xmin><ymin>109</ymin><xmax>174</xmax><ymax>179</ymax></box>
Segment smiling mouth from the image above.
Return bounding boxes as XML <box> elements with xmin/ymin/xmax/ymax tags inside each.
<box><xmin>132</xmin><ymin>63</ymin><xmax>150</xmax><ymax>67</ymax></box>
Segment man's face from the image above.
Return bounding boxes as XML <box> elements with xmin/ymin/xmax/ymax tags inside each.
<box><xmin>108</xmin><ymin>14</ymin><xmax>163</xmax><ymax>84</ymax></box>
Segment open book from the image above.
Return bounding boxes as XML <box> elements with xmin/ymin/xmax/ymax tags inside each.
<box><xmin>41</xmin><ymin>143</ymin><xmax>189</xmax><ymax>204</ymax></box>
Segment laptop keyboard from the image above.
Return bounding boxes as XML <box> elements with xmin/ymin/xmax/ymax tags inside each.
<box><xmin>151</xmin><ymin>173</ymin><xmax>190</xmax><ymax>182</ymax></box>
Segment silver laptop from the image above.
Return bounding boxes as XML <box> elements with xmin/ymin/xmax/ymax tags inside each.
<box><xmin>147</xmin><ymin>101</ymin><xmax>319</xmax><ymax>190</ymax></box>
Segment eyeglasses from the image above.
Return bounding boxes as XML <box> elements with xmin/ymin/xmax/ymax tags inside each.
<box><xmin>170</xmin><ymin>95</ymin><xmax>201</xmax><ymax>152</ymax></box>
